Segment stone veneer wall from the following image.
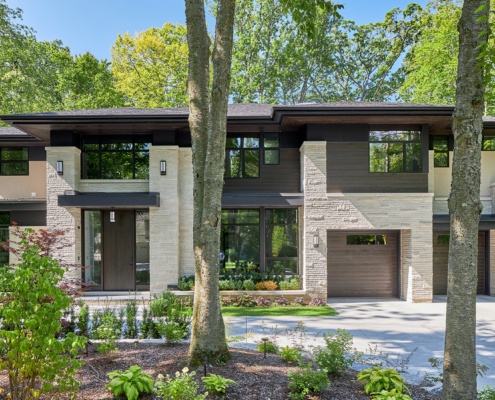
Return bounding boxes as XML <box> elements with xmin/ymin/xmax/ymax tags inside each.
<box><xmin>301</xmin><ymin>142</ymin><xmax>434</xmax><ymax>302</ymax></box>
<box><xmin>490</xmin><ymin>231</ymin><xmax>495</xmax><ymax>296</ymax></box>
<box><xmin>46</xmin><ymin>147</ymin><xmax>82</xmax><ymax>282</ymax></box>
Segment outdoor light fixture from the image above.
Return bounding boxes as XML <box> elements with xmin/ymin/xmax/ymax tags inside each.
<box><xmin>313</xmin><ymin>234</ymin><xmax>319</xmax><ymax>248</ymax></box>
<box><xmin>56</xmin><ymin>161</ymin><xmax>63</xmax><ymax>175</ymax></box>
<box><xmin>110</xmin><ymin>210</ymin><xmax>116</xmax><ymax>223</ymax></box>
<box><xmin>160</xmin><ymin>160</ymin><xmax>166</xmax><ymax>175</ymax></box>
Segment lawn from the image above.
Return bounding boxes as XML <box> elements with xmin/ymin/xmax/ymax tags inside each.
<box><xmin>221</xmin><ymin>305</ymin><xmax>339</xmax><ymax>317</ymax></box>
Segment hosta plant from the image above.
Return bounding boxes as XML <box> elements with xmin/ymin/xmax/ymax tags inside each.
<box><xmin>106</xmin><ymin>366</ymin><xmax>154</xmax><ymax>400</ymax></box>
<box><xmin>201</xmin><ymin>373</ymin><xmax>237</xmax><ymax>395</ymax></box>
<box><xmin>357</xmin><ymin>366</ymin><xmax>410</xmax><ymax>396</ymax></box>
<box><xmin>372</xmin><ymin>388</ymin><xmax>413</xmax><ymax>400</ymax></box>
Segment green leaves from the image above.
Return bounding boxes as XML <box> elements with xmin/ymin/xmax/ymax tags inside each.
<box><xmin>357</xmin><ymin>366</ymin><xmax>411</xmax><ymax>398</ymax></box>
<box><xmin>106</xmin><ymin>365</ymin><xmax>154</xmax><ymax>400</ymax></box>
<box><xmin>201</xmin><ymin>373</ymin><xmax>237</xmax><ymax>394</ymax></box>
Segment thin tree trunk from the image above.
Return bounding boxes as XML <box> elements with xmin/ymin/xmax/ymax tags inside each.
<box><xmin>185</xmin><ymin>0</ymin><xmax>235</xmax><ymax>365</ymax></box>
<box><xmin>443</xmin><ymin>1</ymin><xmax>488</xmax><ymax>398</ymax></box>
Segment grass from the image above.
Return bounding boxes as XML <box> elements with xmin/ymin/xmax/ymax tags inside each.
<box><xmin>221</xmin><ymin>306</ymin><xmax>338</xmax><ymax>317</ymax></box>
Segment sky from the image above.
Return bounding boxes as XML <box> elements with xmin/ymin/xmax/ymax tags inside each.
<box><xmin>6</xmin><ymin>0</ymin><xmax>428</xmax><ymax>61</ymax></box>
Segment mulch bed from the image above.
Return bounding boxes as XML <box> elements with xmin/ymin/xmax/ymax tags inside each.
<box><xmin>0</xmin><ymin>342</ymin><xmax>441</xmax><ymax>399</ymax></box>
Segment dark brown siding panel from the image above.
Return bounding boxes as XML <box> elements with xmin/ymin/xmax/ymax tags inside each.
<box><xmin>433</xmin><ymin>232</ymin><xmax>486</xmax><ymax>295</ymax></box>
<box><xmin>223</xmin><ymin>148</ymin><xmax>300</xmax><ymax>193</ymax></box>
<box><xmin>327</xmin><ymin>231</ymin><xmax>398</xmax><ymax>297</ymax></box>
<box><xmin>327</xmin><ymin>142</ymin><xmax>428</xmax><ymax>193</ymax></box>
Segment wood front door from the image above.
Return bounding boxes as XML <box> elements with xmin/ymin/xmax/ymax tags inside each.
<box><xmin>103</xmin><ymin>210</ymin><xmax>135</xmax><ymax>290</ymax></box>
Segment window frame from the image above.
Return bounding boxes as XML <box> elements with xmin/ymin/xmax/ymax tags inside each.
<box><xmin>433</xmin><ymin>136</ymin><xmax>450</xmax><ymax>168</ymax></box>
<box><xmin>482</xmin><ymin>135</ymin><xmax>495</xmax><ymax>151</ymax></box>
<box><xmin>0</xmin><ymin>147</ymin><xmax>29</xmax><ymax>176</ymax></box>
<box><xmin>263</xmin><ymin>132</ymin><xmax>280</xmax><ymax>165</ymax></box>
<box><xmin>0</xmin><ymin>211</ymin><xmax>10</xmax><ymax>266</ymax></box>
<box><xmin>369</xmin><ymin>130</ymin><xmax>422</xmax><ymax>173</ymax></box>
<box><xmin>225</xmin><ymin>134</ymin><xmax>260</xmax><ymax>179</ymax></box>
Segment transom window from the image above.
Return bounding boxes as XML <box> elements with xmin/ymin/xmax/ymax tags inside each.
<box><xmin>433</xmin><ymin>136</ymin><xmax>449</xmax><ymax>167</ymax></box>
<box><xmin>369</xmin><ymin>130</ymin><xmax>422</xmax><ymax>173</ymax></box>
<box><xmin>225</xmin><ymin>135</ymin><xmax>260</xmax><ymax>178</ymax></box>
<box><xmin>0</xmin><ymin>212</ymin><xmax>9</xmax><ymax>266</ymax></box>
<box><xmin>0</xmin><ymin>147</ymin><xmax>28</xmax><ymax>176</ymax></box>
<box><xmin>81</xmin><ymin>136</ymin><xmax>151</xmax><ymax>179</ymax></box>
<box><xmin>347</xmin><ymin>234</ymin><xmax>386</xmax><ymax>245</ymax></box>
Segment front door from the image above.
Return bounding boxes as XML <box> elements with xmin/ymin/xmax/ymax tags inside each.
<box><xmin>103</xmin><ymin>210</ymin><xmax>135</xmax><ymax>290</ymax></box>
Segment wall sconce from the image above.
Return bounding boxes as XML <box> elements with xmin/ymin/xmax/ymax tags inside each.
<box><xmin>110</xmin><ymin>210</ymin><xmax>116</xmax><ymax>223</ymax></box>
<box><xmin>160</xmin><ymin>160</ymin><xmax>166</xmax><ymax>175</ymax></box>
<box><xmin>313</xmin><ymin>234</ymin><xmax>319</xmax><ymax>248</ymax></box>
<box><xmin>56</xmin><ymin>161</ymin><xmax>63</xmax><ymax>175</ymax></box>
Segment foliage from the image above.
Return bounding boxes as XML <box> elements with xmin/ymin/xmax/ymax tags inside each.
<box><xmin>157</xmin><ymin>321</ymin><xmax>186</xmax><ymax>344</ymax></box>
<box><xmin>254</xmin><ymin>296</ymin><xmax>272</xmax><ymax>306</ymax></box>
<box><xmin>221</xmin><ymin>306</ymin><xmax>338</xmax><ymax>317</ymax></box>
<box><xmin>280</xmin><ymin>346</ymin><xmax>302</xmax><ymax>364</ymax></box>
<box><xmin>357</xmin><ymin>366</ymin><xmax>410</xmax><ymax>396</ymax></box>
<box><xmin>243</xmin><ymin>279</ymin><xmax>257</xmax><ymax>290</ymax></box>
<box><xmin>372</xmin><ymin>388</ymin><xmax>412</xmax><ymax>400</ymax></box>
<box><xmin>111</xmin><ymin>23</ymin><xmax>188</xmax><ymax>108</ymax></box>
<box><xmin>150</xmin><ymin>292</ymin><xmax>192</xmax><ymax>342</ymax></box>
<box><xmin>154</xmin><ymin>367</ymin><xmax>207</xmax><ymax>400</ymax></box>
<box><xmin>288</xmin><ymin>362</ymin><xmax>330</xmax><ymax>400</ymax></box>
<box><xmin>308</xmin><ymin>297</ymin><xmax>327</xmax><ymax>306</ymax></box>
<box><xmin>255</xmin><ymin>280</ymin><xmax>278</xmax><ymax>290</ymax></box>
<box><xmin>125</xmin><ymin>300</ymin><xmax>139</xmax><ymax>339</ymax></box>
<box><xmin>0</xmin><ymin>234</ymin><xmax>86</xmax><ymax>399</ymax></box>
<box><xmin>201</xmin><ymin>373</ymin><xmax>237</xmax><ymax>395</ymax></box>
<box><xmin>313</xmin><ymin>329</ymin><xmax>359</xmax><ymax>374</ymax></box>
<box><xmin>76</xmin><ymin>302</ymin><xmax>90</xmax><ymax>337</ymax></box>
<box><xmin>426</xmin><ymin>357</ymin><xmax>488</xmax><ymax>383</ymax></box>
<box><xmin>257</xmin><ymin>340</ymin><xmax>279</xmax><ymax>354</ymax></box>
<box><xmin>106</xmin><ymin>365</ymin><xmax>154</xmax><ymax>400</ymax></box>
<box><xmin>274</xmin><ymin>295</ymin><xmax>290</xmax><ymax>306</ymax></box>
<box><xmin>141</xmin><ymin>307</ymin><xmax>160</xmax><ymax>339</ymax></box>
<box><xmin>178</xmin><ymin>276</ymin><xmax>195</xmax><ymax>291</ymax></box>
<box><xmin>279</xmin><ymin>277</ymin><xmax>302</xmax><ymax>290</ymax></box>
<box><xmin>96</xmin><ymin>313</ymin><xmax>120</xmax><ymax>354</ymax></box>
<box><xmin>479</xmin><ymin>386</ymin><xmax>495</xmax><ymax>400</ymax></box>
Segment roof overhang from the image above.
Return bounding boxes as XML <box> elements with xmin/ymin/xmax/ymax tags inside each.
<box><xmin>58</xmin><ymin>192</ymin><xmax>160</xmax><ymax>209</ymax></box>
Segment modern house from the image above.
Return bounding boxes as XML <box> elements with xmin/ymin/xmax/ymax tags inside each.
<box><xmin>1</xmin><ymin>102</ymin><xmax>494</xmax><ymax>302</ymax></box>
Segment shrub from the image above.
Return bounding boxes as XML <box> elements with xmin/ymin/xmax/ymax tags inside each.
<box><xmin>141</xmin><ymin>307</ymin><xmax>160</xmax><ymax>339</ymax></box>
<box><xmin>280</xmin><ymin>346</ymin><xmax>302</xmax><ymax>364</ymax></box>
<box><xmin>274</xmin><ymin>295</ymin><xmax>290</xmax><ymax>306</ymax></box>
<box><xmin>219</xmin><ymin>279</ymin><xmax>235</xmax><ymax>290</ymax></box>
<box><xmin>202</xmin><ymin>373</ymin><xmax>237</xmax><ymax>395</ymax></box>
<box><xmin>125</xmin><ymin>300</ymin><xmax>139</xmax><ymax>339</ymax></box>
<box><xmin>151</xmin><ymin>291</ymin><xmax>192</xmax><ymax>339</ymax></box>
<box><xmin>0</xmin><ymin>235</ymin><xmax>87</xmax><ymax>399</ymax></box>
<box><xmin>258</xmin><ymin>340</ymin><xmax>279</xmax><ymax>354</ymax></box>
<box><xmin>308</xmin><ymin>297</ymin><xmax>327</xmax><ymax>306</ymax></box>
<box><xmin>96</xmin><ymin>313</ymin><xmax>120</xmax><ymax>354</ymax></box>
<box><xmin>264</xmin><ymin>280</ymin><xmax>278</xmax><ymax>290</ymax></box>
<box><xmin>157</xmin><ymin>321</ymin><xmax>186</xmax><ymax>344</ymax></box>
<box><xmin>243</xmin><ymin>279</ymin><xmax>257</xmax><ymax>290</ymax></box>
<box><xmin>221</xmin><ymin>296</ymin><xmax>234</xmax><ymax>306</ymax></box>
<box><xmin>372</xmin><ymin>388</ymin><xmax>412</xmax><ymax>400</ymax></box>
<box><xmin>178</xmin><ymin>276</ymin><xmax>194</xmax><ymax>291</ymax></box>
<box><xmin>288</xmin><ymin>362</ymin><xmax>330</xmax><ymax>400</ymax></box>
<box><xmin>107</xmin><ymin>365</ymin><xmax>154</xmax><ymax>400</ymax></box>
<box><xmin>155</xmin><ymin>367</ymin><xmax>207</xmax><ymax>400</ymax></box>
<box><xmin>357</xmin><ymin>366</ymin><xmax>410</xmax><ymax>396</ymax></box>
<box><xmin>254</xmin><ymin>296</ymin><xmax>272</xmax><ymax>307</ymax></box>
<box><xmin>76</xmin><ymin>302</ymin><xmax>90</xmax><ymax>337</ymax></box>
<box><xmin>479</xmin><ymin>386</ymin><xmax>495</xmax><ymax>400</ymax></box>
<box><xmin>293</xmin><ymin>296</ymin><xmax>306</xmax><ymax>306</ymax></box>
<box><xmin>313</xmin><ymin>329</ymin><xmax>358</xmax><ymax>374</ymax></box>
<box><xmin>279</xmin><ymin>277</ymin><xmax>302</xmax><ymax>290</ymax></box>
<box><xmin>231</xmin><ymin>294</ymin><xmax>256</xmax><ymax>307</ymax></box>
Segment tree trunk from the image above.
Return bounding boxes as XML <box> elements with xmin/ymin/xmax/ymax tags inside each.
<box><xmin>443</xmin><ymin>1</ymin><xmax>488</xmax><ymax>399</ymax></box>
<box><xmin>185</xmin><ymin>0</ymin><xmax>236</xmax><ymax>365</ymax></box>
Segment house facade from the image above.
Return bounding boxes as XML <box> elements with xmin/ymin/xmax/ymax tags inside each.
<box><xmin>1</xmin><ymin>102</ymin><xmax>494</xmax><ymax>302</ymax></box>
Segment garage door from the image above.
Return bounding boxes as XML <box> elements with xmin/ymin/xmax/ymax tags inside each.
<box><xmin>433</xmin><ymin>231</ymin><xmax>486</xmax><ymax>295</ymax></box>
<box><xmin>327</xmin><ymin>231</ymin><xmax>398</xmax><ymax>297</ymax></box>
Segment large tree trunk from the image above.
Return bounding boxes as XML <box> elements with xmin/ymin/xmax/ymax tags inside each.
<box><xmin>185</xmin><ymin>0</ymin><xmax>236</xmax><ymax>365</ymax></box>
<box><xmin>443</xmin><ymin>1</ymin><xmax>489</xmax><ymax>398</ymax></box>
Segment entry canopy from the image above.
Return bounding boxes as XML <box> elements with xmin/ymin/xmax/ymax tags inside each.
<box><xmin>58</xmin><ymin>192</ymin><xmax>160</xmax><ymax>208</ymax></box>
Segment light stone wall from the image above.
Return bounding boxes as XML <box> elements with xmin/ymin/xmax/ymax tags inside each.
<box><xmin>490</xmin><ymin>231</ymin><xmax>495</xmax><ymax>296</ymax></box>
<box><xmin>178</xmin><ymin>148</ymin><xmax>194</xmax><ymax>277</ymax></box>
<box><xmin>434</xmin><ymin>197</ymin><xmax>492</xmax><ymax>215</ymax></box>
<box><xmin>46</xmin><ymin>147</ymin><xmax>81</xmax><ymax>282</ymax></box>
<box><xmin>301</xmin><ymin>142</ymin><xmax>434</xmax><ymax>302</ymax></box>
<box><xmin>149</xmin><ymin>146</ymin><xmax>180</xmax><ymax>293</ymax></box>
<box><xmin>79</xmin><ymin>180</ymin><xmax>149</xmax><ymax>193</ymax></box>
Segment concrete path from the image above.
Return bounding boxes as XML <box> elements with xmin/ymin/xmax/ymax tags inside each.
<box><xmin>226</xmin><ymin>296</ymin><xmax>495</xmax><ymax>389</ymax></box>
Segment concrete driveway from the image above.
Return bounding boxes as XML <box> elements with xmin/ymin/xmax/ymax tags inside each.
<box><xmin>226</xmin><ymin>296</ymin><xmax>495</xmax><ymax>389</ymax></box>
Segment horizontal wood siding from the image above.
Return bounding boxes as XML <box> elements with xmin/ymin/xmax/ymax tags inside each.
<box><xmin>433</xmin><ymin>232</ymin><xmax>486</xmax><ymax>295</ymax></box>
<box><xmin>327</xmin><ymin>142</ymin><xmax>428</xmax><ymax>193</ymax></box>
<box><xmin>223</xmin><ymin>148</ymin><xmax>300</xmax><ymax>193</ymax></box>
<box><xmin>327</xmin><ymin>231</ymin><xmax>398</xmax><ymax>297</ymax></box>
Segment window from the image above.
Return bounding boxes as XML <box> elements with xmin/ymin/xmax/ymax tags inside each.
<box><xmin>0</xmin><ymin>147</ymin><xmax>28</xmax><ymax>175</ymax></box>
<box><xmin>0</xmin><ymin>212</ymin><xmax>9</xmax><ymax>266</ymax></box>
<box><xmin>263</xmin><ymin>133</ymin><xmax>279</xmax><ymax>165</ymax></box>
<box><xmin>482</xmin><ymin>135</ymin><xmax>495</xmax><ymax>150</ymax></box>
<box><xmin>433</xmin><ymin>136</ymin><xmax>449</xmax><ymax>167</ymax></box>
<box><xmin>81</xmin><ymin>136</ymin><xmax>151</xmax><ymax>179</ymax></box>
<box><xmin>347</xmin><ymin>234</ymin><xmax>386</xmax><ymax>245</ymax></box>
<box><xmin>225</xmin><ymin>135</ymin><xmax>259</xmax><ymax>178</ymax></box>
<box><xmin>220</xmin><ymin>208</ymin><xmax>299</xmax><ymax>275</ymax></box>
<box><xmin>437</xmin><ymin>234</ymin><xmax>450</xmax><ymax>245</ymax></box>
<box><xmin>369</xmin><ymin>130</ymin><xmax>422</xmax><ymax>173</ymax></box>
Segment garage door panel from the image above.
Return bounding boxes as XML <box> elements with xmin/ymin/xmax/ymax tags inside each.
<box><xmin>327</xmin><ymin>231</ymin><xmax>398</xmax><ymax>297</ymax></box>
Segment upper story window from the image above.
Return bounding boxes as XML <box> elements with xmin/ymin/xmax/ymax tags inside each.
<box><xmin>433</xmin><ymin>136</ymin><xmax>449</xmax><ymax>167</ymax></box>
<box><xmin>263</xmin><ymin>133</ymin><xmax>279</xmax><ymax>165</ymax></box>
<box><xmin>482</xmin><ymin>135</ymin><xmax>495</xmax><ymax>150</ymax></box>
<box><xmin>369</xmin><ymin>130</ymin><xmax>422</xmax><ymax>173</ymax></box>
<box><xmin>81</xmin><ymin>136</ymin><xmax>151</xmax><ymax>179</ymax></box>
<box><xmin>0</xmin><ymin>147</ymin><xmax>28</xmax><ymax>176</ymax></box>
<box><xmin>225</xmin><ymin>135</ymin><xmax>260</xmax><ymax>178</ymax></box>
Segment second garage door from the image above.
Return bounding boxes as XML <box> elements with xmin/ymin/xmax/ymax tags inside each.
<box><xmin>327</xmin><ymin>231</ymin><xmax>398</xmax><ymax>297</ymax></box>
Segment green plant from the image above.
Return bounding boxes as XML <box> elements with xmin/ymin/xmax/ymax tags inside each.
<box><xmin>279</xmin><ymin>277</ymin><xmax>302</xmax><ymax>290</ymax></box>
<box><xmin>155</xmin><ymin>367</ymin><xmax>207</xmax><ymax>400</ymax></box>
<box><xmin>257</xmin><ymin>340</ymin><xmax>279</xmax><ymax>354</ymax></box>
<box><xmin>231</xmin><ymin>294</ymin><xmax>256</xmax><ymax>307</ymax></box>
<box><xmin>76</xmin><ymin>302</ymin><xmax>90</xmax><ymax>337</ymax></box>
<box><xmin>426</xmin><ymin>357</ymin><xmax>489</xmax><ymax>384</ymax></box>
<box><xmin>125</xmin><ymin>300</ymin><xmax>139</xmax><ymax>339</ymax></box>
<box><xmin>280</xmin><ymin>346</ymin><xmax>302</xmax><ymax>364</ymax></box>
<box><xmin>313</xmin><ymin>329</ymin><xmax>359</xmax><ymax>374</ymax></box>
<box><xmin>157</xmin><ymin>321</ymin><xmax>186</xmax><ymax>344</ymax></box>
<box><xmin>479</xmin><ymin>386</ymin><xmax>495</xmax><ymax>400</ymax></box>
<box><xmin>96</xmin><ymin>313</ymin><xmax>120</xmax><ymax>354</ymax></box>
<box><xmin>243</xmin><ymin>279</ymin><xmax>256</xmax><ymax>290</ymax></box>
<box><xmin>288</xmin><ymin>362</ymin><xmax>329</xmax><ymax>400</ymax></box>
<box><xmin>357</xmin><ymin>366</ymin><xmax>410</xmax><ymax>396</ymax></box>
<box><xmin>106</xmin><ymin>365</ymin><xmax>154</xmax><ymax>400</ymax></box>
<box><xmin>201</xmin><ymin>373</ymin><xmax>237</xmax><ymax>395</ymax></box>
<box><xmin>372</xmin><ymin>388</ymin><xmax>413</xmax><ymax>400</ymax></box>
<box><xmin>256</xmin><ymin>280</ymin><xmax>278</xmax><ymax>290</ymax></box>
<box><xmin>0</xmin><ymin>233</ymin><xmax>87</xmax><ymax>399</ymax></box>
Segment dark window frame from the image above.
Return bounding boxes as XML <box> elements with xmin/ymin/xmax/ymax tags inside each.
<box><xmin>81</xmin><ymin>135</ymin><xmax>151</xmax><ymax>179</ymax></box>
<box><xmin>263</xmin><ymin>132</ymin><xmax>280</xmax><ymax>165</ymax></box>
<box><xmin>0</xmin><ymin>147</ymin><xmax>29</xmax><ymax>176</ymax></box>
<box><xmin>347</xmin><ymin>234</ymin><xmax>387</xmax><ymax>245</ymax></box>
<box><xmin>433</xmin><ymin>136</ymin><xmax>450</xmax><ymax>168</ymax></box>
<box><xmin>0</xmin><ymin>211</ymin><xmax>9</xmax><ymax>266</ymax></box>
<box><xmin>369</xmin><ymin>130</ymin><xmax>422</xmax><ymax>173</ymax></box>
<box><xmin>482</xmin><ymin>135</ymin><xmax>495</xmax><ymax>151</ymax></box>
<box><xmin>225</xmin><ymin>134</ymin><xmax>260</xmax><ymax>179</ymax></box>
